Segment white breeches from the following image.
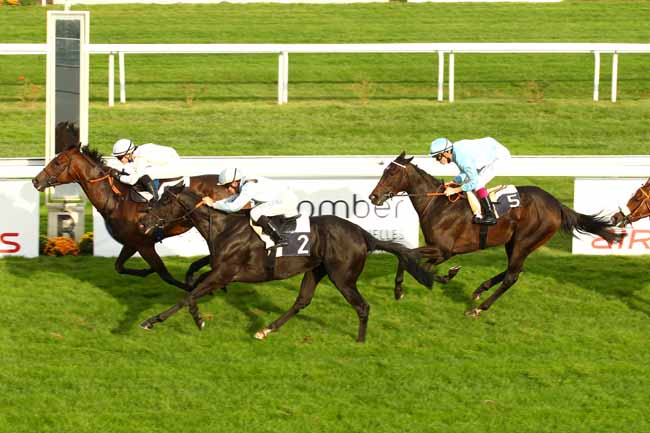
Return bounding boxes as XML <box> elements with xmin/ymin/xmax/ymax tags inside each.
<box><xmin>250</xmin><ymin>190</ymin><xmax>299</xmax><ymax>221</ymax></box>
<box><xmin>475</xmin><ymin>148</ymin><xmax>511</xmax><ymax>189</ymax></box>
<box><xmin>140</xmin><ymin>163</ymin><xmax>185</xmax><ymax>181</ymax></box>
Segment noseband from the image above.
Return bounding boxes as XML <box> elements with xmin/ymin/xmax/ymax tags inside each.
<box><xmin>42</xmin><ymin>154</ymin><xmax>74</xmax><ymax>187</ymax></box>
<box><xmin>621</xmin><ymin>186</ymin><xmax>650</xmax><ymax>226</ymax></box>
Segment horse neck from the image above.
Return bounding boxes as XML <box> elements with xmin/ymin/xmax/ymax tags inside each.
<box><xmin>404</xmin><ymin>164</ymin><xmax>444</xmax><ymax>216</ymax></box>
<box><xmin>72</xmin><ymin>155</ymin><xmax>122</xmax><ymax>214</ymax></box>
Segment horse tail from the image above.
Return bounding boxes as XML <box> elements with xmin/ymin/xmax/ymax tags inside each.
<box><xmin>559</xmin><ymin>204</ymin><xmax>626</xmax><ymax>245</ymax></box>
<box><xmin>362</xmin><ymin>232</ymin><xmax>433</xmax><ymax>289</ymax></box>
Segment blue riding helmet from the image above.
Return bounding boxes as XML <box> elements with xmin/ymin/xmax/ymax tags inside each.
<box><xmin>428</xmin><ymin>138</ymin><xmax>453</xmax><ymax>156</ymax></box>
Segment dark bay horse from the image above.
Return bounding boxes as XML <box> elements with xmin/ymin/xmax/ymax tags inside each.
<box><xmin>611</xmin><ymin>179</ymin><xmax>650</xmax><ymax>226</ymax></box>
<box><xmin>137</xmin><ymin>184</ymin><xmax>434</xmax><ymax>342</ymax></box>
<box><xmin>32</xmin><ymin>142</ymin><xmax>224</xmax><ymax>291</ymax></box>
<box><xmin>369</xmin><ymin>152</ymin><xmax>625</xmax><ymax>317</ymax></box>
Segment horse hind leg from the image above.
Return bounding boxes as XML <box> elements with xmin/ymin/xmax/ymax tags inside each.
<box><xmin>138</xmin><ymin>245</ymin><xmax>190</xmax><ymax>291</ymax></box>
<box><xmin>327</xmin><ymin>268</ymin><xmax>370</xmax><ymax>343</ymax></box>
<box><xmin>471</xmin><ymin>239</ymin><xmax>515</xmax><ymax>301</ymax></box>
<box><xmin>114</xmin><ymin>245</ymin><xmax>156</xmax><ymax>278</ymax></box>
<box><xmin>255</xmin><ymin>265</ymin><xmax>326</xmax><ymax>340</ymax></box>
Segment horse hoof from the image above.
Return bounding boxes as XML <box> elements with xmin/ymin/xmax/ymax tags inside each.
<box><xmin>464</xmin><ymin>308</ymin><xmax>483</xmax><ymax>318</ymax></box>
<box><xmin>254</xmin><ymin>328</ymin><xmax>272</xmax><ymax>340</ymax></box>
<box><xmin>196</xmin><ymin>319</ymin><xmax>205</xmax><ymax>331</ymax></box>
<box><xmin>472</xmin><ymin>293</ymin><xmax>482</xmax><ymax>301</ymax></box>
<box><xmin>140</xmin><ymin>320</ymin><xmax>153</xmax><ymax>330</ymax></box>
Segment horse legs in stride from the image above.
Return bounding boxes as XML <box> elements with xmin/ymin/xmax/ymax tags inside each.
<box><xmin>140</xmin><ymin>269</ymin><xmax>230</xmax><ymax>330</ymax></box>
<box><xmin>185</xmin><ymin>255</ymin><xmax>210</xmax><ymax>287</ymax></box>
<box><xmin>394</xmin><ymin>248</ymin><xmax>459</xmax><ymax>301</ymax></box>
<box><xmin>328</xmin><ymin>270</ymin><xmax>370</xmax><ymax>343</ymax></box>
<box><xmin>114</xmin><ymin>245</ymin><xmax>155</xmax><ymax>278</ymax></box>
<box><xmin>471</xmin><ymin>241</ymin><xmax>513</xmax><ymax>301</ymax></box>
<box><xmin>255</xmin><ymin>266</ymin><xmax>326</xmax><ymax>340</ymax></box>
<box><xmin>138</xmin><ymin>245</ymin><xmax>190</xmax><ymax>292</ymax></box>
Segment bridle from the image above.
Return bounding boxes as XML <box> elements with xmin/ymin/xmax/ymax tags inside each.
<box><xmin>382</xmin><ymin>160</ymin><xmax>463</xmax><ymax>202</ymax></box>
<box><xmin>42</xmin><ymin>153</ymin><xmax>75</xmax><ymax>188</ymax></box>
<box><xmin>619</xmin><ymin>185</ymin><xmax>650</xmax><ymax>227</ymax></box>
<box><xmin>148</xmin><ymin>189</ymin><xmax>204</xmax><ymax>231</ymax></box>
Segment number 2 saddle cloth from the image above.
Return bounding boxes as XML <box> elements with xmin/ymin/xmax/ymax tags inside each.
<box><xmin>250</xmin><ymin>213</ymin><xmax>312</xmax><ymax>257</ymax></box>
<box><xmin>487</xmin><ymin>185</ymin><xmax>521</xmax><ymax>219</ymax></box>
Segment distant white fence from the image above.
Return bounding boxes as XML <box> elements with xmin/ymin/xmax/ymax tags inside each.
<box><xmin>2</xmin><ymin>42</ymin><xmax>649</xmax><ymax>105</ymax></box>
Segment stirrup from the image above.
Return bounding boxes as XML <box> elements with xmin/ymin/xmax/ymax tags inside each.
<box><xmin>473</xmin><ymin>215</ymin><xmax>497</xmax><ymax>225</ymax></box>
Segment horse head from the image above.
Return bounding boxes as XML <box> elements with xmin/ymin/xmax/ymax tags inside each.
<box><xmin>32</xmin><ymin>142</ymin><xmax>84</xmax><ymax>191</ymax></box>
<box><xmin>612</xmin><ymin>178</ymin><xmax>650</xmax><ymax>226</ymax></box>
<box><xmin>55</xmin><ymin>121</ymin><xmax>80</xmax><ymax>153</ymax></box>
<box><xmin>138</xmin><ymin>182</ymin><xmax>193</xmax><ymax>235</ymax></box>
<box><xmin>369</xmin><ymin>151</ymin><xmax>414</xmax><ymax>205</ymax></box>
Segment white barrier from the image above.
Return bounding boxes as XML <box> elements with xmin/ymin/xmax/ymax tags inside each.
<box><xmin>3</xmin><ymin>42</ymin><xmax>647</xmax><ymax>105</ymax></box>
<box><xmin>4</xmin><ymin>155</ymin><xmax>650</xmax><ymax>256</ymax></box>
<box><xmin>0</xmin><ymin>180</ymin><xmax>40</xmax><ymax>258</ymax></box>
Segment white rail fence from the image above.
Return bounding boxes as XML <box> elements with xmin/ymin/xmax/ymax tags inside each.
<box><xmin>3</xmin><ymin>155</ymin><xmax>650</xmax><ymax>180</ymax></box>
<box><xmin>2</xmin><ymin>42</ymin><xmax>649</xmax><ymax>105</ymax></box>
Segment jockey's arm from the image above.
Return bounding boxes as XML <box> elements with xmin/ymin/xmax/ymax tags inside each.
<box><xmin>211</xmin><ymin>189</ymin><xmax>254</xmax><ymax>212</ymax></box>
<box><xmin>456</xmin><ymin>164</ymin><xmax>479</xmax><ymax>192</ymax></box>
<box><xmin>116</xmin><ymin>164</ymin><xmax>139</xmax><ymax>185</ymax></box>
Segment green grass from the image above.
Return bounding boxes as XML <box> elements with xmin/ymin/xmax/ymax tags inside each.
<box><xmin>2</xmin><ymin>250</ymin><xmax>650</xmax><ymax>433</ymax></box>
<box><xmin>2</xmin><ymin>2</ymin><xmax>650</xmax><ymax>432</ymax></box>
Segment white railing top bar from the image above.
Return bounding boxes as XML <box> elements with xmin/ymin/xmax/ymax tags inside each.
<box><xmin>4</xmin><ymin>42</ymin><xmax>649</xmax><ymax>56</ymax></box>
<box><xmin>87</xmin><ymin>42</ymin><xmax>650</xmax><ymax>55</ymax></box>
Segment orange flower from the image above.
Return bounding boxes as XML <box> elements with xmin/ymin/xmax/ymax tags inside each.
<box><xmin>18</xmin><ymin>76</ymin><xmax>25</xmax><ymax>81</ymax></box>
<box><xmin>43</xmin><ymin>236</ymin><xmax>80</xmax><ymax>256</ymax></box>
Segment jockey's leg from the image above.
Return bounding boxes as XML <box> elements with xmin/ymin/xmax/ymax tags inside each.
<box><xmin>140</xmin><ymin>175</ymin><xmax>159</xmax><ymax>201</ymax></box>
<box><xmin>467</xmin><ymin>190</ymin><xmax>482</xmax><ymax>220</ymax></box>
<box><xmin>474</xmin><ymin>187</ymin><xmax>497</xmax><ymax>225</ymax></box>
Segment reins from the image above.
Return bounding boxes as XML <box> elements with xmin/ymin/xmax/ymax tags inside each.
<box><xmin>89</xmin><ymin>173</ymin><xmax>123</xmax><ymax>196</ymax></box>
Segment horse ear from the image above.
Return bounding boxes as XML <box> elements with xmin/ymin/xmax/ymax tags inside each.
<box><xmin>406</xmin><ymin>155</ymin><xmax>414</xmax><ymax>163</ymax></box>
<box><xmin>398</xmin><ymin>150</ymin><xmax>406</xmax><ymax>159</ymax></box>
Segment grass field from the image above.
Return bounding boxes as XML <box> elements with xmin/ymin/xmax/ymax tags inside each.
<box><xmin>2</xmin><ymin>2</ymin><xmax>650</xmax><ymax>432</ymax></box>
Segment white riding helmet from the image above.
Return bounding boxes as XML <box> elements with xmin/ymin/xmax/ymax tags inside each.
<box><xmin>218</xmin><ymin>167</ymin><xmax>244</xmax><ymax>185</ymax></box>
<box><xmin>112</xmin><ymin>138</ymin><xmax>135</xmax><ymax>157</ymax></box>
<box><xmin>428</xmin><ymin>137</ymin><xmax>453</xmax><ymax>156</ymax></box>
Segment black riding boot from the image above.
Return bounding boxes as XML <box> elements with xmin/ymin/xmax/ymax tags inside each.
<box><xmin>256</xmin><ymin>215</ymin><xmax>288</xmax><ymax>248</ymax></box>
<box><xmin>141</xmin><ymin>175</ymin><xmax>159</xmax><ymax>202</ymax></box>
<box><xmin>473</xmin><ymin>196</ymin><xmax>497</xmax><ymax>225</ymax></box>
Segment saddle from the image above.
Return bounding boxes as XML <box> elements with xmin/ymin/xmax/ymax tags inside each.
<box><xmin>269</xmin><ymin>214</ymin><xmax>300</xmax><ymax>233</ymax></box>
<box><xmin>128</xmin><ymin>177</ymin><xmax>186</xmax><ymax>203</ymax></box>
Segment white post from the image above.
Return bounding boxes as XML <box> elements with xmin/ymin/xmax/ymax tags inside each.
<box><xmin>449</xmin><ymin>51</ymin><xmax>455</xmax><ymax>103</ymax></box>
<box><xmin>611</xmin><ymin>52</ymin><xmax>618</xmax><ymax>103</ymax></box>
<box><xmin>277</xmin><ymin>52</ymin><xmax>284</xmax><ymax>105</ymax></box>
<box><xmin>119</xmin><ymin>51</ymin><xmax>126</xmax><ymax>104</ymax></box>
<box><xmin>437</xmin><ymin>51</ymin><xmax>444</xmax><ymax>102</ymax></box>
<box><xmin>593</xmin><ymin>51</ymin><xmax>600</xmax><ymax>102</ymax></box>
<box><xmin>282</xmin><ymin>51</ymin><xmax>289</xmax><ymax>104</ymax></box>
<box><xmin>108</xmin><ymin>53</ymin><xmax>115</xmax><ymax>107</ymax></box>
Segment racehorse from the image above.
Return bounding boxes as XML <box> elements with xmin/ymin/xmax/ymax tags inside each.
<box><xmin>368</xmin><ymin>152</ymin><xmax>625</xmax><ymax>317</ymax></box>
<box><xmin>137</xmin><ymin>184</ymin><xmax>435</xmax><ymax>342</ymax></box>
<box><xmin>32</xmin><ymin>142</ymin><xmax>224</xmax><ymax>291</ymax></box>
<box><xmin>611</xmin><ymin>178</ymin><xmax>650</xmax><ymax>226</ymax></box>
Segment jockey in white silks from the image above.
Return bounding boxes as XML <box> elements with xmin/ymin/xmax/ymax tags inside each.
<box><xmin>200</xmin><ymin>167</ymin><xmax>299</xmax><ymax>248</ymax></box>
<box><xmin>111</xmin><ymin>139</ymin><xmax>184</xmax><ymax>201</ymax></box>
<box><xmin>428</xmin><ymin>136</ymin><xmax>512</xmax><ymax>225</ymax></box>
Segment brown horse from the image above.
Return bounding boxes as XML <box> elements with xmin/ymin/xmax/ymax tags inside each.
<box><xmin>137</xmin><ymin>184</ymin><xmax>434</xmax><ymax>342</ymax></box>
<box><xmin>611</xmin><ymin>179</ymin><xmax>650</xmax><ymax>226</ymax></box>
<box><xmin>32</xmin><ymin>142</ymin><xmax>223</xmax><ymax>291</ymax></box>
<box><xmin>369</xmin><ymin>152</ymin><xmax>625</xmax><ymax>317</ymax></box>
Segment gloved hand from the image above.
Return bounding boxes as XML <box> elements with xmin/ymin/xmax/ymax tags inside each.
<box><xmin>109</xmin><ymin>168</ymin><xmax>122</xmax><ymax>178</ymax></box>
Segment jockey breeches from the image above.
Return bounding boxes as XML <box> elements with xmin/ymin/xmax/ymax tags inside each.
<box><xmin>250</xmin><ymin>190</ymin><xmax>299</xmax><ymax>221</ymax></box>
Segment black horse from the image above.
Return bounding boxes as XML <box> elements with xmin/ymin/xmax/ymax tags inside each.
<box><xmin>137</xmin><ymin>184</ymin><xmax>434</xmax><ymax>342</ymax></box>
<box><xmin>369</xmin><ymin>152</ymin><xmax>625</xmax><ymax>317</ymax></box>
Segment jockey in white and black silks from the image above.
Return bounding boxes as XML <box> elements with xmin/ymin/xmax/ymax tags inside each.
<box><xmin>111</xmin><ymin>138</ymin><xmax>184</xmax><ymax>201</ymax></box>
<box><xmin>428</xmin><ymin>136</ymin><xmax>512</xmax><ymax>225</ymax></box>
<box><xmin>201</xmin><ymin>167</ymin><xmax>299</xmax><ymax>248</ymax></box>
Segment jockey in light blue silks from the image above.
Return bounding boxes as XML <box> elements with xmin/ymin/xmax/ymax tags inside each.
<box><xmin>200</xmin><ymin>167</ymin><xmax>299</xmax><ymax>248</ymax></box>
<box><xmin>428</xmin><ymin>137</ymin><xmax>512</xmax><ymax>225</ymax></box>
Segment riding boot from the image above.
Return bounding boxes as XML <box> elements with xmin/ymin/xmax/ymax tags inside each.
<box><xmin>141</xmin><ymin>175</ymin><xmax>159</xmax><ymax>202</ymax></box>
<box><xmin>473</xmin><ymin>197</ymin><xmax>497</xmax><ymax>225</ymax></box>
<box><xmin>256</xmin><ymin>215</ymin><xmax>288</xmax><ymax>248</ymax></box>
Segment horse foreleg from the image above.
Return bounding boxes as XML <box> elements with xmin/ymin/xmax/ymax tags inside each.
<box><xmin>138</xmin><ymin>245</ymin><xmax>189</xmax><ymax>292</ymax></box>
<box><xmin>394</xmin><ymin>261</ymin><xmax>406</xmax><ymax>300</ymax></box>
<box><xmin>141</xmin><ymin>268</ymin><xmax>231</xmax><ymax>330</ymax></box>
<box><xmin>256</xmin><ymin>266</ymin><xmax>326</xmax><ymax>340</ymax></box>
<box><xmin>115</xmin><ymin>245</ymin><xmax>155</xmax><ymax>277</ymax></box>
<box><xmin>471</xmin><ymin>271</ymin><xmax>506</xmax><ymax>301</ymax></box>
<box><xmin>185</xmin><ymin>255</ymin><xmax>210</xmax><ymax>287</ymax></box>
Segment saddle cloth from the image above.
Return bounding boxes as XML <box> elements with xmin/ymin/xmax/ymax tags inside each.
<box><xmin>131</xmin><ymin>177</ymin><xmax>190</xmax><ymax>202</ymax></box>
<box><xmin>250</xmin><ymin>213</ymin><xmax>312</xmax><ymax>257</ymax></box>
<box><xmin>487</xmin><ymin>185</ymin><xmax>521</xmax><ymax>218</ymax></box>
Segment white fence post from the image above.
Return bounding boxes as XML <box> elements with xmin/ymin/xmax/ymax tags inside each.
<box><xmin>283</xmin><ymin>51</ymin><xmax>289</xmax><ymax>104</ymax></box>
<box><xmin>108</xmin><ymin>53</ymin><xmax>115</xmax><ymax>107</ymax></box>
<box><xmin>593</xmin><ymin>51</ymin><xmax>600</xmax><ymax>102</ymax></box>
<box><xmin>277</xmin><ymin>52</ymin><xmax>284</xmax><ymax>105</ymax></box>
<box><xmin>611</xmin><ymin>52</ymin><xmax>618</xmax><ymax>103</ymax></box>
<box><xmin>449</xmin><ymin>51</ymin><xmax>455</xmax><ymax>103</ymax></box>
<box><xmin>437</xmin><ymin>51</ymin><xmax>444</xmax><ymax>102</ymax></box>
<box><xmin>119</xmin><ymin>51</ymin><xmax>126</xmax><ymax>104</ymax></box>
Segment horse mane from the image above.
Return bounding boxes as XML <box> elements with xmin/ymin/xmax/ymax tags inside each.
<box><xmin>395</xmin><ymin>153</ymin><xmax>443</xmax><ymax>189</ymax></box>
<box><xmin>81</xmin><ymin>146</ymin><xmax>107</xmax><ymax>168</ymax></box>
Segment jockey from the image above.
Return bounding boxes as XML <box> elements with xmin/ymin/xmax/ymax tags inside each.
<box><xmin>111</xmin><ymin>139</ymin><xmax>183</xmax><ymax>201</ymax></box>
<box><xmin>428</xmin><ymin>136</ymin><xmax>511</xmax><ymax>225</ymax></box>
<box><xmin>200</xmin><ymin>167</ymin><xmax>299</xmax><ymax>248</ymax></box>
